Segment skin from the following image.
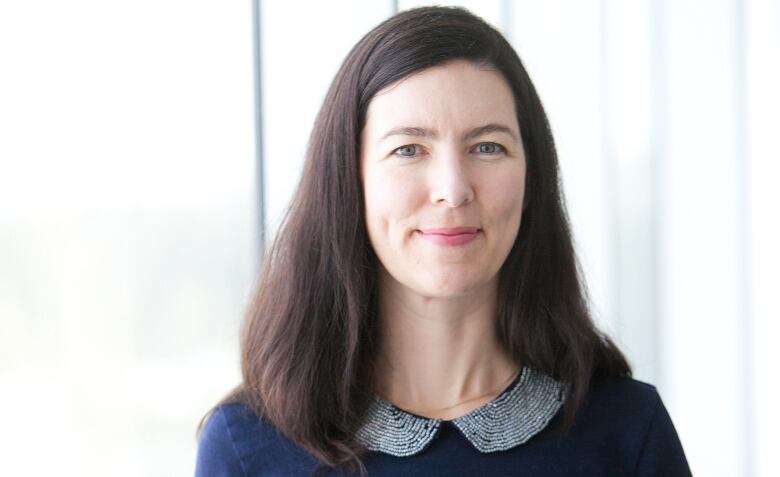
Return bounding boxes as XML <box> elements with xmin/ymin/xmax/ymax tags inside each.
<box><xmin>360</xmin><ymin>59</ymin><xmax>527</xmax><ymax>419</ymax></box>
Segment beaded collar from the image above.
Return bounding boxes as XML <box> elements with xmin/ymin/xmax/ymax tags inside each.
<box><xmin>355</xmin><ymin>367</ymin><xmax>565</xmax><ymax>457</ymax></box>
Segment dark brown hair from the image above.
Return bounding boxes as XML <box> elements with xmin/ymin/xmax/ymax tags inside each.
<box><xmin>201</xmin><ymin>6</ymin><xmax>631</xmax><ymax>475</ymax></box>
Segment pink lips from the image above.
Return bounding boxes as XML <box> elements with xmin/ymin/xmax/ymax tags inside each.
<box><xmin>417</xmin><ymin>227</ymin><xmax>480</xmax><ymax>247</ymax></box>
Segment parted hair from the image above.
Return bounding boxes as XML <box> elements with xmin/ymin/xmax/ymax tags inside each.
<box><xmin>200</xmin><ymin>6</ymin><xmax>631</xmax><ymax>476</ymax></box>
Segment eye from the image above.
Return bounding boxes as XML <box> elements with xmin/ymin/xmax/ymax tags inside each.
<box><xmin>474</xmin><ymin>143</ymin><xmax>505</xmax><ymax>155</ymax></box>
<box><xmin>393</xmin><ymin>144</ymin><xmax>421</xmax><ymax>157</ymax></box>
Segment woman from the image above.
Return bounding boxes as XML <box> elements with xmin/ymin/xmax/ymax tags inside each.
<box><xmin>196</xmin><ymin>6</ymin><xmax>691</xmax><ymax>476</ymax></box>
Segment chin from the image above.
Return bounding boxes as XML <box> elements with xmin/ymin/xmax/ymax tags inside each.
<box><xmin>413</xmin><ymin>274</ymin><xmax>487</xmax><ymax>299</ymax></box>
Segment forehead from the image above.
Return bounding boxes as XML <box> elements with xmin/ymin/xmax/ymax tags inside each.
<box><xmin>363</xmin><ymin>60</ymin><xmax>519</xmax><ymax>138</ymax></box>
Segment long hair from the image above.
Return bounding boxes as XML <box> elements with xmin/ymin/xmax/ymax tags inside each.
<box><xmin>201</xmin><ymin>6</ymin><xmax>631</xmax><ymax>475</ymax></box>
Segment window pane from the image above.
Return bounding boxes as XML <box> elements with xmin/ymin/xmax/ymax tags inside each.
<box><xmin>0</xmin><ymin>1</ymin><xmax>256</xmax><ymax>475</ymax></box>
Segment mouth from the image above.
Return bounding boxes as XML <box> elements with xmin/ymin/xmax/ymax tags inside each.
<box><xmin>416</xmin><ymin>227</ymin><xmax>481</xmax><ymax>247</ymax></box>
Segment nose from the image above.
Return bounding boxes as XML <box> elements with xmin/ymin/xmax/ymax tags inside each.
<box><xmin>429</xmin><ymin>149</ymin><xmax>475</xmax><ymax>208</ymax></box>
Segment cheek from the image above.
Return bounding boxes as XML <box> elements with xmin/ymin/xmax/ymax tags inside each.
<box><xmin>363</xmin><ymin>170</ymin><xmax>390</xmax><ymax>229</ymax></box>
<box><xmin>362</xmin><ymin>168</ymin><xmax>416</xmax><ymax>246</ymax></box>
<box><xmin>486</xmin><ymin>168</ymin><xmax>525</xmax><ymax>234</ymax></box>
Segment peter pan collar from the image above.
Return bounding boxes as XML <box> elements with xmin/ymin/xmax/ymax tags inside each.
<box><xmin>355</xmin><ymin>366</ymin><xmax>565</xmax><ymax>457</ymax></box>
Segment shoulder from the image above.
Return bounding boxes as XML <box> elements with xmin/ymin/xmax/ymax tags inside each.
<box><xmin>195</xmin><ymin>403</ymin><xmax>320</xmax><ymax>477</ymax></box>
<box><xmin>574</xmin><ymin>376</ymin><xmax>668</xmax><ymax>443</ymax></box>
<box><xmin>199</xmin><ymin>402</ymin><xmax>275</xmax><ymax>448</ymax></box>
<box><xmin>566</xmin><ymin>376</ymin><xmax>691</xmax><ymax>476</ymax></box>
<box><xmin>584</xmin><ymin>376</ymin><xmax>662</xmax><ymax>420</ymax></box>
<box><xmin>195</xmin><ymin>403</ymin><xmax>253</xmax><ymax>477</ymax></box>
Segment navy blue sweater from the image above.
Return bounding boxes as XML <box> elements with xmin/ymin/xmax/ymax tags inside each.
<box><xmin>195</xmin><ymin>378</ymin><xmax>691</xmax><ymax>476</ymax></box>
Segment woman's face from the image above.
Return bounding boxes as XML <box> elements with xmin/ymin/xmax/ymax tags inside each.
<box><xmin>360</xmin><ymin>59</ymin><xmax>526</xmax><ymax>299</ymax></box>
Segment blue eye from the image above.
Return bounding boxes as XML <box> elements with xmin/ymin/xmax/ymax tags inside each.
<box><xmin>475</xmin><ymin>143</ymin><xmax>504</xmax><ymax>154</ymax></box>
<box><xmin>393</xmin><ymin>144</ymin><xmax>419</xmax><ymax>157</ymax></box>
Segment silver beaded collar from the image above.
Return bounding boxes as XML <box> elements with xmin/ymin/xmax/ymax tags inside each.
<box><xmin>355</xmin><ymin>367</ymin><xmax>565</xmax><ymax>457</ymax></box>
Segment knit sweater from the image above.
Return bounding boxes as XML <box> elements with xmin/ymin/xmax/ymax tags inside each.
<box><xmin>195</xmin><ymin>369</ymin><xmax>692</xmax><ymax>476</ymax></box>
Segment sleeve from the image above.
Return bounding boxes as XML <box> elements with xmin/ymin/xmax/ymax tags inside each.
<box><xmin>634</xmin><ymin>393</ymin><xmax>692</xmax><ymax>477</ymax></box>
<box><xmin>194</xmin><ymin>407</ymin><xmax>247</xmax><ymax>477</ymax></box>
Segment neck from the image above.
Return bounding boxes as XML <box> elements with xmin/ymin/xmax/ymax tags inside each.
<box><xmin>372</xmin><ymin>268</ymin><xmax>519</xmax><ymax>419</ymax></box>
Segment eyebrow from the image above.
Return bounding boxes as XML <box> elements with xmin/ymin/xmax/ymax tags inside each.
<box><xmin>378</xmin><ymin>123</ymin><xmax>518</xmax><ymax>144</ymax></box>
